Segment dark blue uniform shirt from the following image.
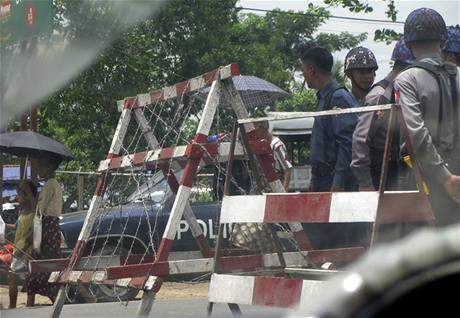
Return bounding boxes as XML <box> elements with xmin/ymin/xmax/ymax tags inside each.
<box><xmin>310</xmin><ymin>79</ymin><xmax>359</xmax><ymax>187</ymax></box>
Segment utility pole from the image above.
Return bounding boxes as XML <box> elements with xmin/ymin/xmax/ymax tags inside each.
<box><xmin>0</xmin><ymin>37</ymin><xmax>5</xmax><ymax>215</ymax></box>
<box><xmin>0</xmin><ymin>1</ymin><xmax>53</xmax><ymax>208</ymax></box>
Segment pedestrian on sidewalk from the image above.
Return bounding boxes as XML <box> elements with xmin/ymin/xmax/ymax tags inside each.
<box><xmin>6</xmin><ymin>180</ymin><xmax>37</xmax><ymax>308</ymax></box>
<box><xmin>27</xmin><ymin>154</ymin><xmax>63</xmax><ymax>306</ymax></box>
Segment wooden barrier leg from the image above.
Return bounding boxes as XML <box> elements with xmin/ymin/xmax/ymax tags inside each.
<box><xmin>160</xmin><ymin>166</ymin><xmax>213</xmax><ymax>258</ymax></box>
<box><xmin>137</xmin><ymin>291</ymin><xmax>156</xmax><ymax>318</ymax></box>
<box><xmin>154</xmin><ymin>80</ymin><xmax>220</xmax><ymax>264</ymax></box>
<box><xmin>137</xmin><ymin>277</ymin><xmax>163</xmax><ymax>318</ymax></box>
<box><xmin>228</xmin><ymin>303</ymin><xmax>242</xmax><ymax>316</ymax></box>
<box><xmin>207</xmin><ymin>301</ymin><xmax>215</xmax><ymax>316</ymax></box>
<box><xmin>370</xmin><ymin>105</ymin><xmax>396</xmax><ymax>247</ymax></box>
<box><xmin>51</xmin><ymin>286</ymin><xmax>66</xmax><ymax>318</ymax></box>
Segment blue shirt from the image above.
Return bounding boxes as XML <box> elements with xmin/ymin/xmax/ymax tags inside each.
<box><xmin>310</xmin><ymin>80</ymin><xmax>359</xmax><ymax>187</ymax></box>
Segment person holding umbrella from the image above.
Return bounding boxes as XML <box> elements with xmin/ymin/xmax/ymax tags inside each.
<box><xmin>25</xmin><ymin>154</ymin><xmax>63</xmax><ymax>305</ymax></box>
<box><xmin>0</xmin><ymin>131</ymin><xmax>75</xmax><ymax>305</ymax></box>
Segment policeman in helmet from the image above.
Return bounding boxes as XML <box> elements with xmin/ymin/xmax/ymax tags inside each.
<box><xmin>443</xmin><ymin>25</ymin><xmax>460</xmax><ymax>67</ymax></box>
<box><xmin>395</xmin><ymin>8</ymin><xmax>460</xmax><ymax>226</ymax></box>
<box><xmin>344</xmin><ymin>47</ymin><xmax>378</xmax><ymax>104</ymax></box>
<box><xmin>352</xmin><ymin>38</ymin><xmax>415</xmax><ymax>191</ymax></box>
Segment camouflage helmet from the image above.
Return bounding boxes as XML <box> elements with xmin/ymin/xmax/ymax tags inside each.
<box><xmin>391</xmin><ymin>38</ymin><xmax>415</xmax><ymax>65</ymax></box>
<box><xmin>344</xmin><ymin>46</ymin><xmax>378</xmax><ymax>72</ymax></box>
<box><xmin>404</xmin><ymin>8</ymin><xmax>447</xmax><ymax>43</ymax></box>
<box><xmin>444</xmin><ymin>25</ymin><xmax>460</xmax><ymax>54</ymax></box>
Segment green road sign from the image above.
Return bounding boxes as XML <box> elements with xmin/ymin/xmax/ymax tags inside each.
<box><xmin>0</xmin><ymin>0</ymin><xmax>52</xmax><ymax>45</ymax></box>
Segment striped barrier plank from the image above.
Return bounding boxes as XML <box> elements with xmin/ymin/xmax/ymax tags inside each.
<box><xmin>45</xmin><ymin>248</ymin><xmax>363</xmax><ymax>283</ymax></box>
<box><xmin>208</xmin><ymin>274</ymin><xmax>326</xmax><ymax>308</ymax></box>
<box><xmin>104</xmin><ymin>248</ymin><xmax>363</xmax><ymax>280</ymax></box>
<box><xmin>220</xmin><ymin>191</ymin><xmax>434</xmax><ymax>224</ymax></box>
<box><xmin>30</xmin><ymin>254</ymin><xmax>159</xmax><ymax>273</ymax></box>
<box><xmin>117</xmin><ymin>64</ymin><xmax>240</xmax><ymax>111</ymax></box>
<box><xmin>97</xmin><ymin>141</ymin><xmax>249</xmax><ymax>172</ymax></box>
<box><xmin>33</xmin><ymin>250</ymin><xmax>229</xmax><ymax>273</ymax></box>
<box><xmin>48</xmin><ymin>271</ymin><xmax>157</xmax><ymax>291</ymax></box>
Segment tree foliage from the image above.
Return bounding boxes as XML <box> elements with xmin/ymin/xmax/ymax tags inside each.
<box><xmin>21</xmin><ymin>0</ymin><xmax>366</xmax><ymax>207</ymax></box>
<box><xmin>324</xmin><ymin>0</ymin><xmax>401</xmax><ymax>43</ymax></box>
<box><xmin>274</xmin><ymin>60</ymin><xmax>349</xmax><ymax>113</ymax></box>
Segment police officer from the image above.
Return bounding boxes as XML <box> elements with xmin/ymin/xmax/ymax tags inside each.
<box><xmin>351</xmin><ymin>38</ymin><xmax>414</xmax><ymax>191</ymax></box>
<box><xmin>395</xmin><ymin>8</ymin><xmax>460</xmax><ymax>226</ymax></box>
<box><xmin>443</xmin><ymin>25</ymin><xmax>460</xmax><ymax>67</ymax></box>
<box><xmin>344</xmin><ymin>47</ymin><xmax>378</xmax><ymax>104</ymax></box>
<box><xmin>301</xmin><ymin>47</ymin><xmax>358</xmax><ymax>192</ymax></box>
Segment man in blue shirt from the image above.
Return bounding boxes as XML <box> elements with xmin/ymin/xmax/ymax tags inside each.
<box><xmin>301</xmin><ymin>47</ymin><xmax>359</xmax><ymax>192</ymax></box>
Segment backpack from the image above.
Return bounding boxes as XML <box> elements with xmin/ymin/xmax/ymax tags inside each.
<box><xmin>370</xmin><ymin>78</ymin><xmax>400</xmax><ymax>157</ymax></box>
<box><xmin>405</xmin><ymin>61</ymin><xmax>459</xmax><ymax>141</ymax></box>
<box><xmin>373</xmin><ymin>78</ymin><xmax>395</xmax><ymax>103</ymax></box>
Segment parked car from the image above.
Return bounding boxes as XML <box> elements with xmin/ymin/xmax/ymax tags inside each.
<box><xmin>59</xmin><ymin>169</ymin><xmax>225</xmax><ymax>257</ymax></box>
<box><xmin>59</xmin><ymin>167</ymin><xmax>228</xmax><ymax>302</ymax></box>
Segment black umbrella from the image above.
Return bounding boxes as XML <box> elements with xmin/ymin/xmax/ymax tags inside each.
<box><xmin>193</xmin><ymin>75</ymin><xmax>290</xmax><ymax>108</ymax></box>
<box><xmin>0</xmin><ymin>131</ymin><xmax>75</xmax><ymax>161</ymax></box>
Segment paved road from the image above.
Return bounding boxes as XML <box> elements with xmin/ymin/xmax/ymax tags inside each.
<box><xmin>2</xmin><ymin>299</ymin><xmax>292</xmax><ymax>317</ymax></box>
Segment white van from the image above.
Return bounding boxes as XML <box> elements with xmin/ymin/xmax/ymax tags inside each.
<box><xmin>270</xmin><ymin>113</ymin><xmax>314</xmax><ymax>192</ymax></box>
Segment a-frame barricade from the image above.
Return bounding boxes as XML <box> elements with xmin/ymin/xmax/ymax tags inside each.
<box><xmin>207</xmin><ymin>103</ymin><xmax>435</xmax><ymax>313</ymax></box>
<box><xmin>30</xmin><ymin>64</ymin><xmax>319</xmax><ymax>318</ymax></box>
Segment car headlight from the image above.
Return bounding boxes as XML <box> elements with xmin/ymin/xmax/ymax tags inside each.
<box><xmin>60</xmin><ymin>231</ymin><xmax>68</xmax><ymax>249</ymax></box>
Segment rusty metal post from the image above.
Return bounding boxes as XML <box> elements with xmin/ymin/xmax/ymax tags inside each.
<box><xmin>77</xmin><ymin>167</ymin><xmax>84</xmax><ymax>210</ymax></box>
<box><xmin>377</xmin><ymin>105</ymin><xmax>396</xmax><ymax>196</ymax></box>
<box><xmin>19</xmin><ymin>113</ymin><xmax>27</xmax><ymax>180</ymax></box>
<box><xmin>208</xmin><ymin>121</ymin><xmax>239</xmax><ymax>317</ymax></box>
<box><xmin>30</xmin><ymin>106</ymin><xmax>38</xmax><ymax>182</ymax></box>
<box><xmin>0</xmin><ymin>154</ymin><xmax>3</xmax><ymax>214</ymax></box>
<box><xmin>238</xmin><ymin>124</ymin><xmax>265</xmax><ymax>193</ymax></box>
<box><xmin>0</xmin><ymin>42</ymin><xmax>3</xmax><ymax>215</ymax></box>
<box><xmin>223</xmin><ymin>121</ymin><xmax>239</xmax><ymax>197</ymax></box>
<box><xmin>370</xmin><ymin>105</ymin><xmax>397</xmax><ymax>247</ymax></box>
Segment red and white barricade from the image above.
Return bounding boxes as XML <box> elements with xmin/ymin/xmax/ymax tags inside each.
<box><xmin>31</xmin><ymin>64</ymin><xmax>318</xmax><ymax>318</ymax></box>
<box><xmin>207</xmin><ymin>103</ymin><xmax>436</xmax><ymax>314</ymax></box>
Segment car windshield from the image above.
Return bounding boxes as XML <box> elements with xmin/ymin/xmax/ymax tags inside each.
<box><xmin>126</xmin><ymin>169</ymin><xmax>185</xmax><ymax>204</ymax></box>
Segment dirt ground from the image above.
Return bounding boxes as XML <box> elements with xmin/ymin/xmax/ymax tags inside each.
<box><xmin>0</xmin><ymin>282</ymin><xmax>209</xmax><ymax>309</ymax></box>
